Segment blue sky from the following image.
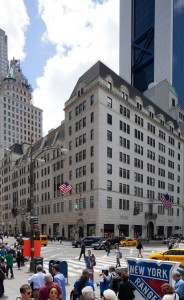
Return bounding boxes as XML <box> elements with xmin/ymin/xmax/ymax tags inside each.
<box><xmin>0</xmin><ymin>0</ymin><xmax>119</xmax><ymax>135</ymax></box>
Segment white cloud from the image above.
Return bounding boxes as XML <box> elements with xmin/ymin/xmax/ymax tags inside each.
<box><xmin>34</xmin><ymin>0</ymin><xmax>119</xmax><ymax>134</ymax></box>
<box><xmin>0</xmin><ymin>0</ymin><xmax>29</xmax><ymax>60</ymax></box>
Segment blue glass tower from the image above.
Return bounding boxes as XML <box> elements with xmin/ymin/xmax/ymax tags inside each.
<box><xmin>120</xmin><ymin>0</ymin><xmax>184</xmax><ymax>109</ymax></box>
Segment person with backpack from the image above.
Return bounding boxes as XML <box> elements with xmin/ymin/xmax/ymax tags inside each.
<box><xmin>71</xmin><ymin>269</ymin><xmax>94</xmax><ymax>300</ymax></box>
<box><xmin>85</xmin><ymin>250</ymin><xmax>96</xmax><ymax>282</ymax></box>
<box><xmin>109</xmin><ymin>266</ymin><xmax>121</xmax><ymax>295</ymax></box>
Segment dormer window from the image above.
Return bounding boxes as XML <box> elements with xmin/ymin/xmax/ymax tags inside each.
<box><xmin>137</xmin><ymin>102</ymin><xmax>142</xmax><ymax>110</ymax></box>
<box><xmin>108</xmin><ymin>82</ymin><xmax>112</xmax><ymax>90</ymax></box>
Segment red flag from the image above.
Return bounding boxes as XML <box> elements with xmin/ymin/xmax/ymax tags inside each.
<box><xmin>59</xmin><ymin>181</ymin><xmax>73</xmax><ymax>194</ymax></box>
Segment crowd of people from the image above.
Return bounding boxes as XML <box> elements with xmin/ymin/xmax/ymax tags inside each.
<box><xmin>0</xmin><ymin>235</ymin><xmax>25</xmax><ymax>297</ymax></box>
<box><xmin>1</xmin><ymin>234</ymin><xmax>184</xmax><ymax>300</ymax></box>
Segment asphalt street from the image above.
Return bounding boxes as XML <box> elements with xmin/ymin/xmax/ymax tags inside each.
<box><xmin>2</xmin><ymin>237</ymin><xmax>167</xmax><ymax>300</ymax></box>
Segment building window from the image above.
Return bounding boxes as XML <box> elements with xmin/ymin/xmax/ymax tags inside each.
<box><xmin>91</xmin><ymin>146</ymin><xmax>94</xmax><ymax>156</ymax></box>
<box><xmin>107</xmin><ymin>180</ymin><xmax>112</xmax><ymax>191</ymax></box>
<box><xmin>91</xmin><ymin>112</ymin><xmax>94</xmax><ymax>123</ymax></box>
<box><xmin>107</xmin><ymin>114</ymin><xmax>112</xmax><ymax>125</ymax></box>
<box><xmin>90</xmin><ymin>196</ymin><xmax>94</xmax><ymax>208</ymax></box>
<box><xmin>91</xmin><ymin>163</ymin><xmax>94</xmax><ymax>173</ymax></box>
<box><xmin>107</xmin><ymin>97</ymin><xmax>112</xmax><ymax>108</ymax></box>
<box><xmin>107</xmin><ymin>197</ymin><xmax>112</xmax><ymax>208</ymax></box>
<box><xmin>90</xmin><ymin>95</ymin><xmax>94</xmax><ymax>105</ymax></box>
<box><xmin>90</xmin><ymin>129</ymin><xmax>94</xmax><ymax>140</ymax></box>
<box><xmin>91</xmin><ymin>179</ymin><xmax>94</xmax><ymax>190</ymax></box>
<box><xmin>107</xmin><ymin>130</ymin><xmax>112</xmax><ymax>141</ymax></box>
<box><xmin>107</xmin><ymin>164</ymin><xmax>112</xmax><ymax>174</ymax></box>
<box><xmin>107</xmin><ymin>147</ymin><xmax>112</xmax><ymax>158</ymax></box>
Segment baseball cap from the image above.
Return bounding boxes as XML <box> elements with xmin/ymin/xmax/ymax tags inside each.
<box><xmin>102</xmin><ymin>266</ymin><xmax>109</xmax><ymax>271</ymax></box>
<box><xmin>103</xmin><ymin>289</ymin><xmax>116</xmax><ymax>300</ymax></box>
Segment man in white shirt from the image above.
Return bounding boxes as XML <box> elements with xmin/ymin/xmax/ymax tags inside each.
<box><xmin>27</xmin><ymin>264</ymin><xmax>45</xmax><ymax>300</ymax></box>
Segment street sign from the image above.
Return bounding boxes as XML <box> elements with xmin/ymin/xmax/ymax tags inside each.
<box><xmin>126</xmin><ymin>258</ymin><xmax>179</xmax><ymax>300</ymax></box>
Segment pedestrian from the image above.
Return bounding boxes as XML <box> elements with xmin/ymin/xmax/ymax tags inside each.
<box><xmin>105</xmin><ymin>242</ymin><xmax>111</xmax><ymax>256</ymax></box>
<box><xmin>79</xmin><ymin>242</ymin><xmax>86</xmax><ymax>261</ymax></box>
<box><xmin>16</xmin><ymin>246</ymin><xmax>22</xmax><ymax>269</ymax></box>
<box><xmin>161</xmin><ymin>283</ymin><xmax>179</xmax><ymax>300</ymax></box>
<box><xmin>27</xmin><ymin>264</ymin><xmax>45</xmax><ymax>300</ymax></box>
<box><xmin>85</xmin><ymin>250</ymin><xmax>96</xmax><ymax>282</ymax></box>
<box><xmin>38</xmin><ymin>273</ymin><xmax>61</xmax><ymax>300</ymax></box>
<box><xmin>0</xmin><ymin>246</ymin><xmax>6</xmax><ymax>259</ymax></box>
<box><xmin>81</xmin><ymin>286</ymin><xmax>95</xmax><ymax>300</ymax></box>
<box><xmin>0</xmin><ymin>264</ymin><xmax>5</xmax><ymax>298</ymax></box>
<box><xmin>71</xmin><ymin>269</ymin><xmax>94</xmax><ymax>300</ymax></box>
<box><xmin>118</xmin><ymin>271</ymin><xmax>135</xmax><ymax>300</ymax></box>
<box><xmin>103</xmin><ymin>289</ymin><xmax>116</xmax><ymax>300</ymax></box>
<box><xmin>114</xmin><ymin>245</ymin><xmax>121</xmax><ymax>268</ymax></box>
<box><xmin>48</xmin><ymin>285</ymin><xmax>61</xmax><ymax>300</ymax></box>
<box><xmin>4</xmin><ymin>250</ymin><xmax>14</xmax><ymax>278</ymax></box>
<box><xmin>98</xmin><ymin>266</ymin><xmax>111</xmax><ymax>298</ymax></box>
<box><xmin>136</xmin><ymin>241</ymin><xmax>143</xmax><ymax>258</ymax></box>
<box><xmin>172</xmin><ymin>271</ymin><xmax>184</xmax><ymax>300</ymax></box>
<box><xmin>52</xmin><ymin>264</ymin><xmax>66</xmax><ymax>300</ymax></box>
<box><xmin>109</xmin><ymin>265</ymin><xmax>121</xmax><ymax>295</ymax></box>
<box><xmin>16</xmin><ymin>284</ymin><xmax>32</xmax><ymax>300</ymax></box>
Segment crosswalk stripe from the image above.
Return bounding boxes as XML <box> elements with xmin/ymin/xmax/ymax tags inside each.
<box><xmin>37</xmin><ymin>255</ymin><xmax>128</xmax><ymax>277</ymax></box>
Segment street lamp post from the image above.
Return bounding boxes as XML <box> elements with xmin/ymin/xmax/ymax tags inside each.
<box><xmin>29</xmin><ymin>138</ymin><xmax>35</xmax><ymax>272</ymax></box>
<box><xmin>29</xmin><ymin>144</ymin><xmax>68</xmax><ymax>272</ymax></box>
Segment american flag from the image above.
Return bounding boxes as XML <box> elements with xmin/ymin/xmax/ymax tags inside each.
<box><xmin>161</xmin><ymin>193</ymin><xmax>172</xmax><ymax>210</ymax></box>
<box><xmin>59</xmin><ymin>181</ymin><xmax>73</xmax><ymax>194</ymax></box>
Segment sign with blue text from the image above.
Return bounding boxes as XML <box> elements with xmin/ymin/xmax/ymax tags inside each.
<box><xmin>126</xmin><ymin>258</ymin><xmax>179</xmax><ymax>300</ymax></box>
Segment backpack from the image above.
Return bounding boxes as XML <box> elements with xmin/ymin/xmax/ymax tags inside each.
<box><xmin>91</xmin><ymin>254</ymin><xmax>96</xmax><ymax>266</ymax></box>
<box><xmin>110</xmin><ymin>272</ymin><xmax>121</xmax><ymax>294</ymax></box>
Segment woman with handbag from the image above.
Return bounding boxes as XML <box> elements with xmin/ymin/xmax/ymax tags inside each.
<box><xmin>85</xmin><ymin>250</ymin><xmax>96</xmax><ymax>282</ymax></box>
<box><xmin>161</xmin><ymin>283</ymin><xmax>179</xmax><ymax>300</ymax></box>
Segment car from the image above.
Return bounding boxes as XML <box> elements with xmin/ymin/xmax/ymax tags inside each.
<box><xmin>72</xmin><ymin>236</ymin><xmax>101</xmax><ymax>248</ymax></box>
<box><xmin>148</xmin><ymin>248</ymin><xmax>184</xmax><ymax>266</ymax></box>
<box><xmin>92</xmin><ymin>237</ymin><xmax>122</xmax><ymax>250</ymax></box>
<box><xmin>162</xmin><ymin>237</ymin><xmax>177</xmax><ymax>244</ymax></box>
<box><xmin>120</xmin><ymin>238</ymin><xmax>137</xmax><ymax>247</ymax></box>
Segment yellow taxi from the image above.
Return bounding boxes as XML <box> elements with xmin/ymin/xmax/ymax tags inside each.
<box><xmin>148</xmin><ymin>248</ymin><xmax>184</xmax><ymax>266</ymax></box>
<box><xmin>120</xmin><ymin>238</ymin><xmax>137</xmax><ymax>247</ymax></box>
<box><xmin>34</xmin><ymin>234</ymin><xmax>48</xmax><ymax>247</ymax></box>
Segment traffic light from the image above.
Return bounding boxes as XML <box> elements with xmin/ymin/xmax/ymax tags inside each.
<box><xmin>12</xmin><ymin>208</ymin><xmax>19</xmax><ymax>217</ymax></box>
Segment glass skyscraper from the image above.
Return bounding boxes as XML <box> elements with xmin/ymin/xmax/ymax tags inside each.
<box><xmin>120</xmin><ymin>0</ymin><xmax>184</xmax><ymax>108</ymax></box>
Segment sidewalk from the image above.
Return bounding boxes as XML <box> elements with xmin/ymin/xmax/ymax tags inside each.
<box><xmin>4</xmin><ymin>262</ymin><xmax>76</xmax><ymax>300</ymax></box>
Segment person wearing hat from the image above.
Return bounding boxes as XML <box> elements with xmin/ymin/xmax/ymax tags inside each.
<box><xmin>103</xmin><ymin>289</ymin><xmax>116</xmax><ymax>300</ymax></box>
<box><xmin>172</xmin><ymin>271</ymin><xmax>184</xmax><ymax>300</ymax></box>
<box><xmin>27</xmin><ymin>264</ymin><xmax>45</xmax><ymax>300</ymax></box>
<box><xmin>98</xmin><ymin>266</ymin><xmax>111</xmax><ymax>298</ymax></box>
